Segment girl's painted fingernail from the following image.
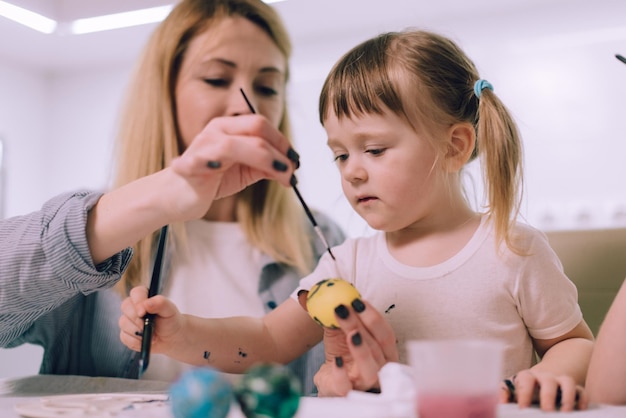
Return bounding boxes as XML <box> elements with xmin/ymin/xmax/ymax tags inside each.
<box><xmin>290</xmin><ymin>174</ymin><xmax>298</xmax><ymax>186</ymax></box>
<box><xmin>335</xmin><ymin>356</ymin><xmax>344</xmax><ymax>368</ymax></box>
<box><xmin>351</xmin><ymin>298</ymin><xmax>366</xmax><ymax>313</ymax></box>
<box><xmin>334</xmin><ymin>304</ymin><xmax>349</xmax><ymax>319</ymax></box>
<box><xmin>273</xmin><ymin>160</ymin><xmax>288</xmax><ymax>172</ymax></box>
<box><xmin>351</xmin><ymin>332</ymin><xmax>362</xmax><ymax>346</ymax></box>
<box><xmin>287</xmin><ymin>148</ymin><xmax>300</xmax><ymax>169</ymax></box>
<box><xmin>207</xmin><ymin>160</ymin><xmax>221</xmax><ymax>169</ymax></box>
<box><xmin>135</xmin><ymin>331</ymin><xmax>142</xmax><ymax>337</ymax></box>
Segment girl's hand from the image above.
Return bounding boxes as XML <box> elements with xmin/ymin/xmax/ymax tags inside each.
<box><xmin>313</xmin><ymin>299</ymin><xmax>398</xmax><ymax>396</ymax></box>
<box><xmin>167</xmin><ymin>114</ymin><xmax>296</xmax><ymax>221</ymax></box>
<box><xmin>499</xmin><ymin>369</ymin><xmax>588</xmax><ymax>412</ymax></box>
<box><xmin>119</xmin><ymin>286</ymin><xmax>185</xmax><ymax>355</ymax></box>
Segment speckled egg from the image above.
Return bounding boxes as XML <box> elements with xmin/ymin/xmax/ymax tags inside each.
<box><xmin>234</xmin><ymin>363</ymin><xmax>301</xmax><ymax>418</ymax></box>
<box><xmin>169</xmin><ymin>367</ymin><xmax>233</xmax><ymax>418</ymax></box>
<box><xmin>306</xmin><ymin>278</ymin><xmax>361</xmax><ymax>329</ymax></box>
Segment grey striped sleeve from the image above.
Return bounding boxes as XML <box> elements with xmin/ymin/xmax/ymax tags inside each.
<box><xmin>0</xmin><ymin>190</ymin><xmax>132</xmax><ymax>347</ymax></box>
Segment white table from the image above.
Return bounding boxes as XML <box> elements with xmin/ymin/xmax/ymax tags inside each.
<box><xmin>3</xmin><ymin>375</ymin><xmax>626</xmax><ymax>418</ymax></box>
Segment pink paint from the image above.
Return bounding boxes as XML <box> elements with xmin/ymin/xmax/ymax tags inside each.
<box><xmin>417</xmin><ymin>392</ymin><xmax>498</xmax><ymax>418</ymax></box>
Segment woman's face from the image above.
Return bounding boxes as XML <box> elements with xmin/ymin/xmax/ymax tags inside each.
<box><xmin>175</xmin><ymin>16</ymin><xmax>287</xmax><ymax>150</ymax></box>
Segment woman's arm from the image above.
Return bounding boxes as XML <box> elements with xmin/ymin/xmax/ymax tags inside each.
<box><xmin>88</xmin><ymin>114</ymin><xmax>295</xmax><ymax>264</ymax></box>
<box><xmin>586</xmin><ymin>278</ymin><xmax>626</xmax><ymax>405</ymax></box>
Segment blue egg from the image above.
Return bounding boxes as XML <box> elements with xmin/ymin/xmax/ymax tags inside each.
<box><xmin>234</xmin><ymin>363</ymin><xmax>301</xmax><ymax>418</ymax></box>
<box><xmin>169</xmin><ymin>367</ymin><xmax>233</xmax><ymax>418</ymax></box>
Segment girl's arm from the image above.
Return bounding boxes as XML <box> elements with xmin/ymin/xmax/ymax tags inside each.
<box><xmin>119</xmin><ymin>287</ymin><xmax>323</xmax><ymax>372</ymax></box>
<box><xmin>586</xmin><ymin>279</ymin><xmax>626</xmax><ymax>405</ymax></box>
<box><xmin>506</xmin><ymin>320</ymin><xmax>594</xmax><ymax>411</ymax></box>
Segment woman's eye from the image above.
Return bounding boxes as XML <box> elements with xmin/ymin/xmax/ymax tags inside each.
<box><xmin>255</xmin><ymin>85</ymin><xmax>278</xmax><ymax>97</ymax></box>
<box><xmin>204</xmin><ymin>78</ymin><xmax>229</xmax><ymax>87</ymax></box>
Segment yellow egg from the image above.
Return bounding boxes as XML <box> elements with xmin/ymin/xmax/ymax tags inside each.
<box><xmin>306</xmin><ymin>278</ymin><xmax>361</xmax><ymax>329</ymax></box>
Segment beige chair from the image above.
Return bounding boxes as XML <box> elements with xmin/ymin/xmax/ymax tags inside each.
<box><xmin>545</xmin><ymin>228</ymin><xmax>626</xmax><ymax>336</ymax></box>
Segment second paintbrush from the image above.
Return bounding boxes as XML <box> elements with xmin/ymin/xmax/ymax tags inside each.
<box><xmin>239</xmin><ymin>88</ymin><xmax>336</xmax><ymax>260</ymax></box>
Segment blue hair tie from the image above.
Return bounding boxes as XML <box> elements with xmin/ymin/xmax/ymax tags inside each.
<box><xmin>473</xmin><ymin>79</ymin><xmax>493</xmax><ymax>98</ymax></box>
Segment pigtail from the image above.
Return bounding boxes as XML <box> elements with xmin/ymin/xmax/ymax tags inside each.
<box><xmin>475</xmin><ymin>88</ymin><xmax>524</xmax><ymax>253</ymax></box>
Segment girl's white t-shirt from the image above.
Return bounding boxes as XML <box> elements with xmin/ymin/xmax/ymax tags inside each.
<box><xmin>292</xmin><ymin>216</ymin><xmax>583</xmax><ymax>378</ymax></box>
<box><xmin>141</xmin><ymin>219</ymin><xmax>265</xmax><ymax>381</ymax></box>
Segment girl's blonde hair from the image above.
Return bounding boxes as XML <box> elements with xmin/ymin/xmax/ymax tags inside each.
<box><xmin>113</xmin><ymin>0</ymin><xmax>313</xmax><ymax>295</ymax></box>
<box><xmin>319</xmin><ymin>30</ymin><xmax>523</xmax><ymax>251</ymax></box>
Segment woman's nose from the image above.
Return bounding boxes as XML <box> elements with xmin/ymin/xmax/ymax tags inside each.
<box><xmin>230</xmin><ymin>87</ymin><xmax>255</xmax><ymax>116</ymax></box>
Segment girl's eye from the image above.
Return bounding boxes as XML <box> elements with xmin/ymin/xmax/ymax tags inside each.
<box><xmin>204</xmin><ymin>78</ymin><xmax>229</xmax><ymax>87</ymax></box>
<box><xmin>333</xmin><ymin>154</ymin><xmax>348</xmax><ymax>162</ymax></box>
<box><xmin>366</xmin><ymin>148</ymin><xmax>385</xmax><ymax>156</ymax></box>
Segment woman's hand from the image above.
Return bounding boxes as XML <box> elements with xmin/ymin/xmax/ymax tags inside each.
<box><xmin>499</xmin><ymin>369</ymin><xmax>588</xmax><ymax>412</ymax></box>
<box><xmin>312</xmin><ymin>299</ymin><xmax>398</xmax><ymax>396</ymax></box>
<box><xmin>168</xmin><ymin>114</ymin><xmax>296</xmax><ymax>220</ymax></box>
<box><xmin>119</xmin><ymin>286</ymin><xmax>185</xmax><ymax>356</ymax></box>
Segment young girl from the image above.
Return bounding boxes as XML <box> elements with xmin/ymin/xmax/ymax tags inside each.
<box><xmin>119</xmin><ymin>29</ymin><xmax>593</xmax><ymax>411</ymax></box>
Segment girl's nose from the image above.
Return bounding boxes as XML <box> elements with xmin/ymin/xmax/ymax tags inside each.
<box><xmin>342</xmin><ymin>158</ymin><xmax>367</xmax><ymax>184</ymax></box>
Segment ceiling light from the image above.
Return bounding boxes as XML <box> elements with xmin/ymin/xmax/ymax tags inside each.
<box><xmin>0</xmin><ymin>0</ymin><xmax>56</xmax><ymax>34</ymax></box>
<box><xmin>69</xmin><ymin>5</ymin><xmax>174</xmax><ymax>35</ymax></box>
<box><xmin>0</xmin><ymin>1</ymin><xmax>287</xmax><ymax>35</ymax></box>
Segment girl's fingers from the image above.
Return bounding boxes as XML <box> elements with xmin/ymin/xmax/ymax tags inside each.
<box><xmin>511</xmin><ymin>371</ymin><xmax>536</xmax><ymax>408</ymax></box>
<box><xmin>554</xmin><ymin>377</ymin><xmax>577</xmax><ymax>412</ymax></box>
<box><xmin>536</xmin><ymin>377</ymin><xmax>559</xmax><ymax>411</ymax></box>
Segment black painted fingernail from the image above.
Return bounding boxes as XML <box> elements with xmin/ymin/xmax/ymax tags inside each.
<box><xmin>273</xmin><ymin>160</ymin><xmax>288</xmax><ymax>172</ymax></box>
<box><xmin>135</xmin><ymin>331</ymin><xmax>142</xmax><ymax>337</ymax></box>
<box><xmin>351</xmin><ymin>332</ymin><xmax>362</xmax><ymax>346</ymax></box>
<box><xmin>290</xmin><ymin>174</ymin><xmax>298</xmax><ymax>187</ymax></box>
<box><xmin>351</xmin><ymin>298</ymin><xmax>365</xmax><ymax>313</ymax></box>
<box><xmin>334</xmin><ymin>304</ymin><xmax>349</xmax><ymax>319</ymax></box>
<box><xmin>207</xmin><ymin>160</ymin><xmax>221</xmax><ymax>169</ymax></box>
<box><xmin>335</xmin><ymin>356</ymin><xmax>343</xmax><ymax>368</ymax></box>
<box><xmin>287</xmin><ymin>147</ymin><xmax>300</xmax><ymax>169</ymax></box>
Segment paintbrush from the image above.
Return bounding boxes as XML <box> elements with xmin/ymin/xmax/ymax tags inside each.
<box><xmin>617</xmin><ymin>54</ymin><xmax>626</xmax><ymax>65</ymax></box>
<box><xmin>138</xmin><ymin>224</ymin><xmax>169</xmax><ymax>377</ymax></box>
<box><xmin>240</xmin><ymin>88</ymin><xmax>335</xmax><ymax>260</ymax></box>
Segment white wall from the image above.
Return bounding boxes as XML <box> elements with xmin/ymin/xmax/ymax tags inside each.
<box><xmin>2</xmin><ymin>3</ymin><xmax>626</xmax><ymax>378</ymax></box>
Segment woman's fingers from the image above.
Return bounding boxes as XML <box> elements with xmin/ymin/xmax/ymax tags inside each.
<box><xmin>175</xmin><ymin>115</ymin><xmax>295</xmax><ymax>187</ymax></box>
<box><xmin>351</xmin><ymin>300</ymin><xmax>399</xmax><ymax>363</ymax></box>
<box><xmin>332</xmin><ymin>299</ymin><xmax>399</xmax><ymax>391</ymax></box>
<box><xmin>314</xmin><ymin>360</ymin><xmax>353</xmax><ymax>397</ymax></box>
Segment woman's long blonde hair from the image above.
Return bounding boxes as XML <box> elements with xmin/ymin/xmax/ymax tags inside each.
<box><xmin>319</xmin><ymin>30</ymin><xmax>524</xmax><ymax>252</ymax></box>
<box><xmin>113</xmin><ymin>0</ymin><xmax>313</xmax><ymax>295</ymax></box>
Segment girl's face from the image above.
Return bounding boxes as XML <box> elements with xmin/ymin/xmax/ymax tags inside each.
<box><xmin>175</xmin><ymin>16</ymin><xmax>286</xmax><ymax>149</ymax></box>
<box><xmin>325</xmin><ymin>109</ymin><xmax>446</xmax><ymax>232</ymax></box>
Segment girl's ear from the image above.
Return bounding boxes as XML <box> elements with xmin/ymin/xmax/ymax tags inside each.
<box><xmin>444</xmin><ymin>122</ymin><xmax>475</xmax><ymax>172</ymax></box>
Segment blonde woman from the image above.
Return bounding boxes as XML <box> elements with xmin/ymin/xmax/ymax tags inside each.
<box><xmin>0</xmin><ymin>0</ymin><xmax>344</xmax><ymax>395</ymax></box>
